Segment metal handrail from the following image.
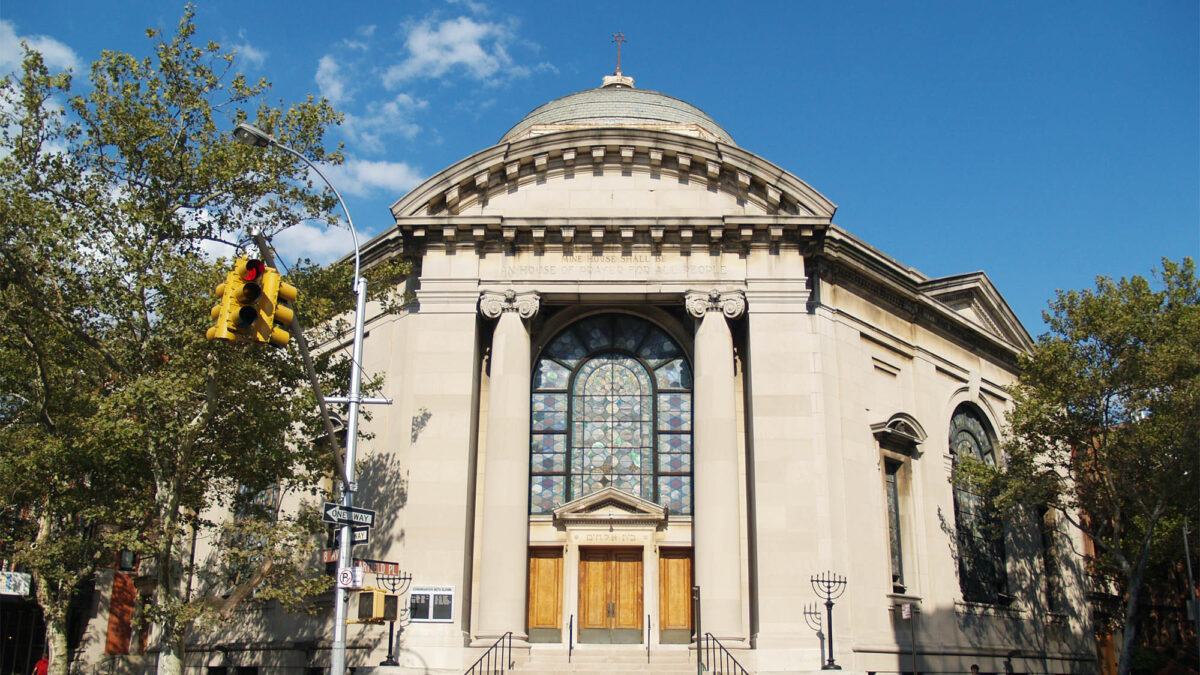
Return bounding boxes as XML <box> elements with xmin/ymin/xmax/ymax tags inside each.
<box><xmin>568</xmin><ymin>615</ymin><xmax>574</xmax><ymax>663</ymax></box>
<box><xmin>464</xmin><ymin>632</ymin><xmax>513</xmax><ymax>675</ymax></box>
<box><xmin>700</xmin><ymin>633</ymin><xmax>750</xmax><ymax>675</ymax></box>
<box><xmin>646</xmin><ymin>614</ymin><xmax>651</xmax><ymax>663</ymax></box>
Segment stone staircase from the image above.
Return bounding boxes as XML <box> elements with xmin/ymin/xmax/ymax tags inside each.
<box><xmin>512</xmin><ymin>644</ymin><xmax>699</xmax><ymax>674</ymax></box>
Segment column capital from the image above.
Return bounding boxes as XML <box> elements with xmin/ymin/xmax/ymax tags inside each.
<box><xmin>685</xmin><ymin>289</ymin><xmax>746</xmax><ymax>319</ymax></box>
<box><xmin>479</xmin><ymin>289</ymin><xmax>540</xmax><ymax>319</ymax></box>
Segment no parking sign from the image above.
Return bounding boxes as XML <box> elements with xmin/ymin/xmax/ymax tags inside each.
<box><xmin>336</xmin><ymin>566</ymin><xmax>365</xmax><ymax>589</ymax></box>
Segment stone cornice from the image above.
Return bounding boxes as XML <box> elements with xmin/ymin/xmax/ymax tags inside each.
<box><xmin>361</xmin><ymin>215</ymin><xmax>829</xmax><ymax>264</ymax></box>
<box><xmin>388</xmin><ymin>128</ymin><xmax>837</xmax><ymax>221</ymax></box>
<box><xmin>813</xmin><ymin>227</ymin><xmax>1030</xmax><ymax>366</ymax></box>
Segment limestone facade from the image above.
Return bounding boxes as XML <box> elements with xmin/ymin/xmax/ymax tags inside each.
<box><xmin>77</xmin><ymin>78</ymin><xmax>1098</xmax><ymax>675</ymax></box>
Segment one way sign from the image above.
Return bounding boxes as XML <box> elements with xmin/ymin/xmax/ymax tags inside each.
<box><xmin>322</xmin><ymin>502</ymin><xmax>376</xmax><ymax>528</ymax></box>
<box><xmin>335</xmin><ymin>527</ymin><xmax>370</xmax><ymax>546</ymax></box>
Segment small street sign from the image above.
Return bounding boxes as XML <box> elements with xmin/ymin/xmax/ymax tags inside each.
<box><xmin>336</xmin><ymin>566</ymin><xmax>365</xmax><ymax>589</ymax></box>
<box><xmin>319</xmin><ymin>554</ymin><xmax>402</xmax><ymax>578</ymax></box>
<box><xmin>335</xmin><ymin>526</ymin><xmax>370</xmax><ymax>546</ymax></box>
<box><xmin>359</xmin><ymin>559</ymin><xmax>402</xmax><ymax>576</ymax></box>
<box><xmin>322</xmin><ymin>502</ymin><xmax>376</xmax><ymax>528</ymax></box>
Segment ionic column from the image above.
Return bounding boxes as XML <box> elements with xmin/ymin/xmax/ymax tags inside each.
<box><xmin>686</xmin><ymin>289</ymin><xmax>747</xmax><ymax>642</ymax></box>
<box><xmin>476</xmin><ymin>289</ymin><xmax>540</xmax><ymax>641</ymax></box>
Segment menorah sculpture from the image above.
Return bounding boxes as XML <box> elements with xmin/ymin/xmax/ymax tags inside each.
<box><xmin>802</xmin><ymin>601</ymin><xmax>826</xmax><ymax>669</ymax></box>
<box><xmin>810</xmin><ymin>571</ymin><xmax>847</xmax><ymax>670</ymax></box>
<box><xmin>377</xmin><ymin>570</ymin><xmax>413</xmax><ymax>667</ymax></box>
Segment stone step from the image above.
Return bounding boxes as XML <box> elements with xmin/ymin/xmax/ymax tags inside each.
<box><xmin>514</xmin><ymin>646</ymin><xmax>698</xmax><ymax>673</ymax></box>
<box><xmin>513</xmin><ymin>662</ymin><xmax>696</xmax><ymax>667</ymax></box>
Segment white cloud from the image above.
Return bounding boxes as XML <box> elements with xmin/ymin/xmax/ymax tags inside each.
<box><xmin>272</xmin><ymin>222</ymin><xmax>358</xmax><ymax>265</ymax></box>
<box><xmin>447</xmin><ymin>0</ymin><xmax>491</xmax><ymax>16</ymax></box>
<box><xmin>347</xmin><ymin>24</ymin><xmax>376</xmax><ymax>49</ymax></box>
<box><xmin>316</xmin><ymin>54</ymin><xmax>348</xmax><ymax>104</ymax></box>
<box><xmin>342</xmin><ymin>93</ymin><xmax>427</xmax><ymax>153</ymax></box>
<box><xmin>0</xmin><ymin>19</ymin><xmax>81</xmax><ymax>74</ymax></box>
<box><xmin>323</xmin><ymin>158</ymin><xmax>425</xmax><ymax>198</ymax></box>
<box><xmin>231</xmin><ymin>32</ymin><xmax>267</xmax><ymax>69</ymax></box>
<box><xmin>383</xmin><ymin>16</ymin><xmax>526</xmax><ymax>86</ymax></box>
<box><xmin>198</xmin><ymin>236</ymin><xmax>240</xmax><ymax>262</ymax></box>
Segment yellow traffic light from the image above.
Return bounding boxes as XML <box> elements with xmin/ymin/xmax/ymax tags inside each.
<box><xmin>207</xmin><ymin>257</ymin><xmax>298</xmax><ymax>346</ymax></box>
<box><xmin>206</xmin><ymin>258</ymin><xmax>266</xmax><ymax>343</ymax></box>
<box><xmin>260</xmin><ymin>268</ymin><xmax>298</xmax><ymax>347</ymax></box>
<box><xmin>206</xmin><ymin>275</ymin><xmax>234</xmax><ymax>341</ymax></box>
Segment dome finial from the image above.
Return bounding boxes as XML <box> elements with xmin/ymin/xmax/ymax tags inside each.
<box><xmin>613</xmin><ymin>32</ymin><xmax>626</xmax><ymax>76</ymax></box>
<box><xmin>602</xmin><ymin>32</ymin><xmax>635</xmax><ymax>89</ymax></box>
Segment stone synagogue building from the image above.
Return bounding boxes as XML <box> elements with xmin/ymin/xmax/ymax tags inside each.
<box><xmin>81</xmin><ymin>72</ymin><xmax>1099</xmax><ymax>674</ymax></box>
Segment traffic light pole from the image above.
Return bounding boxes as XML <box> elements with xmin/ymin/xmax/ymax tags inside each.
<box><xmin>330</xmin><ymin>273</ymin><xmax>368</xmax><ymax>675</ymax></box>
<box><xmin>232</xmin><ymin>123</ymin><xmax>390</xmax><ymax>675</ymax></box>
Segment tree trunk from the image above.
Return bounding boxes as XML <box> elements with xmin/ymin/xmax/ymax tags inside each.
<box><xmin>156</xmin><ymin>638</ymin><xmax>184</xmax><ymax>675</ymax></box>
<box><xmin>1116</xmin><ymin>516</ymin><xmax>1160</xmax><ymax>675</ymax></box>
<box><xmin>154</xmin><ymin>472</ymin><xmax>185</xmax><ymax>675</ymax></box>
<box><xmin>31</xmin><ymin>516</ymin><xmax>73</xmax><ymax>675</ymax></box>
<box><xmin>1116</xmin><ymin>571</ymin><xmax>1142</xmax><ymax>675</ymax></box>
<box><xmin>44</xmin><ymin>614</ymin><xmax>69</xmax><ymax>675</ymax></box>
<box><xmin>153</xmin><ymin>546</ymin><xmax>184</xmax><ymax>675</ymax></box>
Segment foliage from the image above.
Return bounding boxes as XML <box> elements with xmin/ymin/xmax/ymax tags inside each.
<box><xmin>0</xmin><ymin>8</ymin><xmax>409</xmax><ymax>675</ymax></box>
<box><xmin>955</xmin><ymin>257</ymin><xmax>1200</xmax><ymax>675</ymax></box>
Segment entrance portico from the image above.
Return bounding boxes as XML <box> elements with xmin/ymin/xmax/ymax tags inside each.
<box><xmin>526</xmin><ymin>488</ymin><xmax>692</xmax><ymax>647</ymax></box>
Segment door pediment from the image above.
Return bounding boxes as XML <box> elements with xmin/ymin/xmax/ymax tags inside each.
<box><xmin>553</xmin><ymin>487</ymin><xmax>667</xmax><ymax>527</ymax></box>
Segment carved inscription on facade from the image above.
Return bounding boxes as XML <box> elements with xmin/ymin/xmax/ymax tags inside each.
<box><xmin>580</xmin><ymin>532</ymin><xmax>641</xmax><ymax>544</ymax></box>
<box><xmin>497</xmin><ymin>255</ymin><xmax>731</xmax><ymax>280</ymax></box>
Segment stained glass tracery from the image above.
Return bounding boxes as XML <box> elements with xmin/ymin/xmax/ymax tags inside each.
<box><xmin>530</xmin><ymin>314</ymin><xmax>692</xmax><ymax>516</ymax></box>
<box><xmin>950</xmin><ymin>405</ymin><xmax>1008</xmax><ymax>604</ymax></box>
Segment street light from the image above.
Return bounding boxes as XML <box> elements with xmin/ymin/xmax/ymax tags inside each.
<box><xmin>233</xmin><ymin>121</ymin><xmax>380</xmax><ymax>675</ymax></box>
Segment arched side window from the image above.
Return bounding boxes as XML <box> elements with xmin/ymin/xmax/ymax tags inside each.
<box><xmin>950</xmin><ymin>404</ymin><xmax>1009</xmax><ymax>604</ymax></box>
<box><xmin>530</xmin><ymin>314</ymin><xmax>693</xmax><ymax>516</ymax></box>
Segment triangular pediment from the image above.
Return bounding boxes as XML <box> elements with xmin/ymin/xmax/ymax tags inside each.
<box><xmin>552</xmin><ymin>487</ymin><xmax>668</xmax><ymax>524</ymax></box>
<box><xmin>921</xmin><ymin>272</ymin><xmax>1033</xmax><ymax>351</ymax></box>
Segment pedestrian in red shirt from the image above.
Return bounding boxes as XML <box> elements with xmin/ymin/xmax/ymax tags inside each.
<box><xmin>32</xmin><ymin>655</ymin><xmax>49</xmax><ymax>675</ymax></box>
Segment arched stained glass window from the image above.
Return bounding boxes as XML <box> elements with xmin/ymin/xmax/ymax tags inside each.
<box><xmin>530</xmin><ymin>314</ymin><xmax>693</xmax><ymax>516</ymax></box>
<box><xmin>950</xmin><ymin>405</ymin><xmax>1009</xmax><ymax>604</ymax></box>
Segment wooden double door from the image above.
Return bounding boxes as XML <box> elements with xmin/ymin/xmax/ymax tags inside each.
<box><xmin>578</xmin><ymin>548</ymin><xmax>643</xmax><ymax>643</ymax></box>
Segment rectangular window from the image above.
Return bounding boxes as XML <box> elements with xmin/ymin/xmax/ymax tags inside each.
<box><xmin>884</xmin><ymin>459</ymin><xmax>905</xmax><ymax>592</ymax></box>
<box><xmin>1039</xmin><ymin>506</ymin><xmax>1063</xmax><ymax>612</ymax></box>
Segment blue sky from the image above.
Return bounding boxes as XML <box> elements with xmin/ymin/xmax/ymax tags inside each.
<box><xmin>2</xmin><ymin>1</ymin><xmax>1197</xmax><ymax>334</ymax></box>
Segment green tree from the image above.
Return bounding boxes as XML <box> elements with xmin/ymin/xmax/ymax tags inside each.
<box><xmin>957</xmin><ymin>258</ymin><xmax>1200</xmax><ymax>675</ymax></box>
<box><xmin>0</xmin><ymin>47</ymin><xmax>125</xmax><ymax>675</ymax></box>
<box><xmin>0</xmin><ymin>10</ymin><xmax>408</xmax><ymax>675</ymax></box>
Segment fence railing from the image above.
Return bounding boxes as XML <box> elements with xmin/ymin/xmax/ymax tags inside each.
<box><xmin>464</xmin><ymin>632</ymin><xmax>512</xmax><ymax>675</ymax></box>
<box><xmin>699</xmin><ymin>632</ymin><xmax>749</xmax><ymax>675</ymax></box>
